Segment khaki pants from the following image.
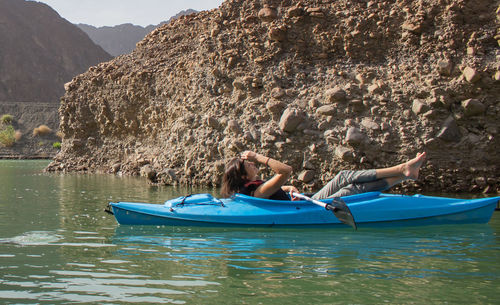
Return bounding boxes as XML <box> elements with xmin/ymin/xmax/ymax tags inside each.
<box><xmin>312</xmin><ymin>169</ymin><xmax>389</xmax><ymax>199</ymax></box>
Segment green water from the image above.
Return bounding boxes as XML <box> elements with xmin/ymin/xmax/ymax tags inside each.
<box><xmin>1</xmin><ymin>160</ymin><xmax>499</xmax><ymax>304</ymax></box>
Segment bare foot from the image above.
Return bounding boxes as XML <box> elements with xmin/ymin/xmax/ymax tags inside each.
<box><xmin>402</xmin><ymin>152</ymin><xmax>426</xmax><ymax>180</ymax></box>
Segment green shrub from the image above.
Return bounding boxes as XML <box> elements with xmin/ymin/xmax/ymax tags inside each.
<box><xmin>0</xmin><ymin>125</ymin><xmax>16</xmax><ymax>147</ymax></box>
<box><xmin>1</xmin><ymin>114</ymin><xmax>13</xmax><ymax>125</ymax></box>
<box><xmin>53</xmin><ymin>142</ymin><xmax>61</xmax><ymax>149</ymax></box>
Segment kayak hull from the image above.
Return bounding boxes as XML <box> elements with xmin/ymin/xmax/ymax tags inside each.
<box><xmin>109</xmin><ymin>192</ymin><xmax>499</xmax><ymax>228</ymax></box>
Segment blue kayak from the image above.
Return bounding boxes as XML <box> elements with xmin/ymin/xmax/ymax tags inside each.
<box><xmin>108</xmin><ymin>192</ymin><xmax>499</xmax><ymax>228</ymax></box>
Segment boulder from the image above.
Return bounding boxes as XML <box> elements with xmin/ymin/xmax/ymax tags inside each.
<box><xmin>271</xmin><ymin>87</ymin><xmax>286</xmax><ymax>99</ymax></box>
<box><xmin>325</xmin><ymin>87</ymin><xmax>346</xmax><ymax>103</ymax></box>
<box><xmin>462</xmin><ymin>99</ymin><xmax>485</xmax><ymax>117</ymax></box>
<box><xmin>287</xmin><ymin>6</ymin><xmax>304</xmax><ymax>17</ymax></box>
<box><xmin>308</xmin><ymin>98</ymin><xmax>320</xmax><ymax>108</ymax></box>
<box><xmin>335</xmin><ymin>146</ymin><xmax>354</xmax><ymax>161</ymax></box>
<box><xmin>306</xmin><ymin>7</ymin><xmax>325</xmax><ymax>18</ymax></box>
<box><xmin>156</xmin><ymin>169</ymin><xmax>178</xmax><ymax>185</ymax></box>
<box><xmin>412</xmin><ymin>99</ymin><xmax>429</xmax><ymax>115</ymax></box>
<box><xmin>361</xmin><ymin>118</ymin><xmax>379</xmax><ymax>130</ymax></box>
<box><xmin>269</xmin><ymin>27</ymin><xmax>286</xmax><ymax>41</ymax></box>
<box><xmin>402</xmin><ymin>22</ymin><xmax>422</xmax><ymax>34</ymax></box>
<box><xmin>437</xmin><ymin>59</ymin><xmax>453</xmax><ymax>76</ymax></box>
<box><xmin>206</xmin><ymin>116</ymin><xmax>220</xmax><ymax>129</ymax></box>
<box><xmin>345</xmin><ymin>127</ymin><xmax>368</xmax><ymax>145</ymax></box>
<box><xmin>111</xmin><ymin>163</ymin><xmax>121</xmax><ymax>173</ymax></box>
<box><xmin>350</xmin><ymin>99</ymin><xmax>364</xmax><ymax>112</ymax></box>
<box><xmin>367</xmin><ymin>83</ymin><xmax>382</xmax><ymax>94</ymax></box>
<box><xmin>232</xmin><ymin>79</ymin><xmax>246</xmax><ymax>90</ymax></box>
<box><xmin>279</xmin><ymin>108</ymin><xmax>305</xmax><ymax>132</ymax></box>
<box><xmin>316</xmin><ymin>104</ymin><xmax>336</xmax><ymax>116</ymax></box>
<box><xmin>140</xmin><ymin>165</ymin><xmax>156</xmax><ymax>180</ymax></box>
<box><xmin>355</xmin><ymin>73</ymin><xmax>366</xmax><ymax>84</ymax></box>
<box><xmin>463</xmin><ymin>67</ymin><xmax>480</xmax><ymax>83</ymax></box>
<box><xmin>266</xmin><ymin>100</ymin><xmax>286</xmax><ymax>115</ymax></box>
<box><xmin>436</xmin><ymin>116</ymin><xmax>461</xmax><ymax>142</ymax></box>
<box><xmin>226</xmin><ymin>120</ymin><xmax>242</xmax><ymax>133</ymax></box>
<box><xmin>210</xmin><ymin>28</ymin><xmax>220</xmax><ymax>37</ymax></box>
<box><xmin>380</xmin><ymin>122</ymin><xmax>390</xmax><ymax>131</ymax></box>
<box><xmin>298</xmin><ymin>170</ymin><xmax>315</xmax><ymax>183</ymax></box>
<box><xmin>258</xmin><ymin>7</ymin><xmax>277</xmax><ymax>22</ymax></box>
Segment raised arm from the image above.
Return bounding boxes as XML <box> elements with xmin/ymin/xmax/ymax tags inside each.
<box><xmin>240</xmin><ymin>151</ymin><xmax>292</xmax><ymax>199</ymax></box>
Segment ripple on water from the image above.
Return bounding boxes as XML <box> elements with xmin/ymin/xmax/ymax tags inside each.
<box><xmin>1</xmin><ymin>268</ymin><xmax>220</xmax><ymax>304</ymax></box>
<box><xmin>0</xmin><ymin>231</ymin><xmax>119</xmax><ymax>251</ymax></box>
<box><xmin>0</xmin><ymin>231</ymin><xmax>62</xmax><ymax>246</ymax></box>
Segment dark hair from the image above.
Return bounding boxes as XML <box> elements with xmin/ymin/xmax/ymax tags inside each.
<box><xmin>221</xmin><ymin>158</ymin><xmax>248</xmax><ymax>198</ymax></box>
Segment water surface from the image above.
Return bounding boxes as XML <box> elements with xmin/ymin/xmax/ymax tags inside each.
<box><xmin>1</xmin><ymin>160</ymin><xmax>499</xmax><ymax>304</ymax></box>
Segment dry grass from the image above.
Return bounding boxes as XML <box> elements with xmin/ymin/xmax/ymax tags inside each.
<box><xmin>0</xmin><ymin>125</ymin><xmax>15</xmax><ymax>147</ymax></box>
<box><xmin>33</xmin><ymin>125</ymin><xmax>52</xmax><ymax>136</ymax></box>
<box><xmin>14</xmin><ymin>130</ymin><xmax>22</xmax><ymax>141</ymax></box>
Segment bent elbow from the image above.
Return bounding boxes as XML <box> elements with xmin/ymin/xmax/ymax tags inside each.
<box><xmin>281</xmin><ymin>165</ymin><xmax>293</xmax><ymax>177</ymax></box>
<box><xmin>272</xmin><ymin>162</ymin><xmax>293</xmax><ymax>177</ymax></box>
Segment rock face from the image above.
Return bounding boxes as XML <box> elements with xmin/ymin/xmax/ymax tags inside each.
<box><xmin>48</xmin><ymin>0</ymin><xmax>500</xmax><ymax>194</ymax></box>
<box><xmin>0</xmin><ymin>0</ymin><xmax>112</xmax><ymax>103</ymax></box>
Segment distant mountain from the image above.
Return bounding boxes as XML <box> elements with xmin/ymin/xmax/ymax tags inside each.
<box><xmin>78</xmin><ymin>9</ymin><xmax>198</xmax><ymax>57</ymax></box>
<box><xmin>77</xmin><ymin>23</ymin><xmax>157</xmax><ymax>57</ymax></box>
<box><xmin>0</xmin><ymin>0</ymin><xmax>112</xmax><ymax>103</ymax></box>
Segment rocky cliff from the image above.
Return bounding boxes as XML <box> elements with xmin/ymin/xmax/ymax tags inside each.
<box><xmin>47</xmin><ymin>0</ymin><xmax>500</xmax><ymax>194</ymax></box>
<box><xmin>0</xmin><ymin>0</ymin><xmax>112</xmax><ymax>103</ymax></box>
<box><xmin>78</xmin><ymin>10</ymin><xmax>198</xmax><ymax>57</ymax></box>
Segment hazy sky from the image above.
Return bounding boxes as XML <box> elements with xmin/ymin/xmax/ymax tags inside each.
<box><xmin>37</xmin><ymin>0</ymin><xmax>224</xmax><ymax>27</ymax></box>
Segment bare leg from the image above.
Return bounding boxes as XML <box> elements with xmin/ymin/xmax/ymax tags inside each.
<box><xmin>384</xmin><ymin>176</ymin><xmax>405</xmax><ymax>188</ymax></box>
<box><xmin>401</xmin><ymin>152</ymin><xmax>426</xmax><ymax>180</ymax></box>
<box><xmin>312</xmin><ymin>152</ymin><xmax>426</xmax><ymax>199</ymax></box>
<box><xmin>375</xmin><ymin>152</ymin><xmax>426</xmax><ymax>180</ymax></box>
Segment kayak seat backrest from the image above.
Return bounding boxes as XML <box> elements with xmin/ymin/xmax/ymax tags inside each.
<box><xmin>164</xmin><ymin>193</ymin><xmax>216</xmax><ymax>207</ymax></box>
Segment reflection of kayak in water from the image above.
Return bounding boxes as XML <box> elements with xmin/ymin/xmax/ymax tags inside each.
<box><xmin>107</xmin><ymin>192</ymin><xmax>499</xmax><ymax>229</ymax></box>
<box><xmin>110</xmin><ymin>224</ymin><xmax>497</xmax><ymax>271</ymax></box>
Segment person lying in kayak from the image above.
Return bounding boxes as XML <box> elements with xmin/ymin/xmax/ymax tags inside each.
<box><xmin>221</xmin><ymin>150</ymin><xmax>426</xmax><ymax>200</ymax></box>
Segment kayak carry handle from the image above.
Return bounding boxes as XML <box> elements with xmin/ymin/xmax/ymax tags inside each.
<box><xmin>104</xmin><ymin>203</ymin><xmax>114</xmax><ymax>215</ymax></box>
<box><xmin>175</xmin><ymin>194</ymin><xmax>193</xmax><ymax>207</ymax></box>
